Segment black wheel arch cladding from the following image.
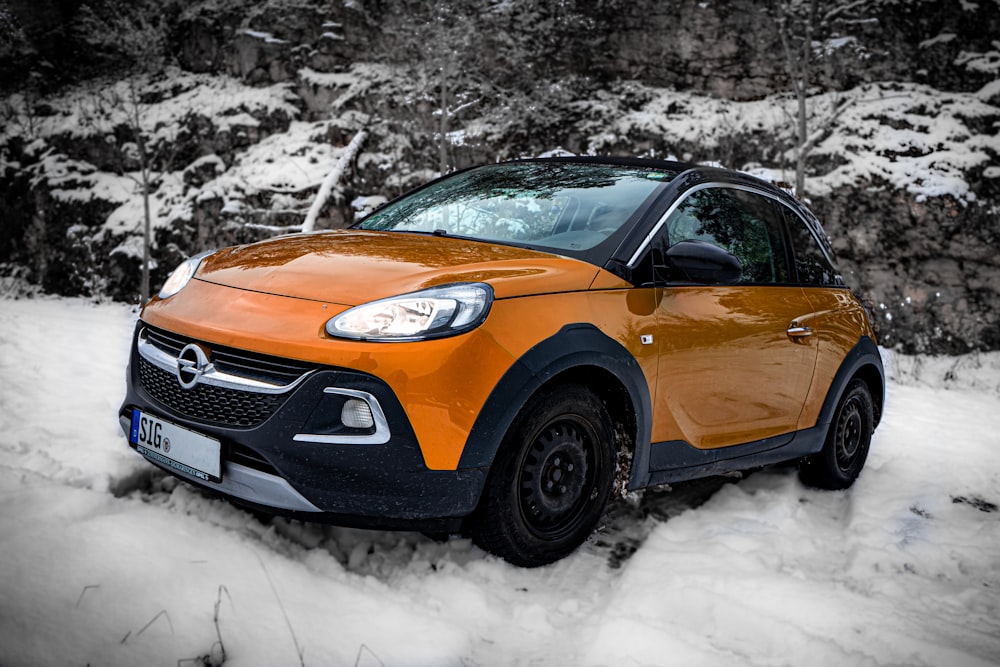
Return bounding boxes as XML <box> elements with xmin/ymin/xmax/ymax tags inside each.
<box><xmin>458</xmin><ymin>323</ymin><xmax>652</xmax><ymax>487</ymax></box>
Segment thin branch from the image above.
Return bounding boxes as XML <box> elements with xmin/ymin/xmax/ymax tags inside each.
<box><xmin>255</xmin><ymin>552</ymin><xmax>306</xmax><ymax>667</ymax></box>
<box><xmin>137</xmin><ymin>609</ymin><xmax>174</xmax><ymax>638</ymax></box>
<box><xmin>75</xmin><ymin>584</ymin><xmax>100</xmax><ymax>608</ymax></box>
<box><xmin>822</xmin><ymin>0</ymin><xmax>870</xmax><ymax>27</ymax></box>
<box><xmin>210</xmin><ymin>584</ymin><xmax>231</xmax><ymax>666</ymax></box>
<box><xmin>122</xmin><ymin>609</ymin><xmax>174</xmax><ymax>643</ymax></box>
<box><xmin>777</xmin><ymin>96</ymin><xmax>798</xmax><ymax>125</ymax></box>
<box><xmin>799</xmin><ymin>94</ymin><xmax>855</xmax><ymax>155</ymax></box>
<box><xmin>354</xmin><ymin>644</ymin><xmax>386</xmax><ymax>667</ymax></box>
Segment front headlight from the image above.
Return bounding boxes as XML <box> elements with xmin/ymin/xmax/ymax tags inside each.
<box><xmin>326</xmin><ymin>283</ymin><xmax>493</xmax><ymax>342</ymax></box>
<box><xmin>158</xmin><ymin>251</ymin><xmax>214</xmax><ymax>300</ymax></box>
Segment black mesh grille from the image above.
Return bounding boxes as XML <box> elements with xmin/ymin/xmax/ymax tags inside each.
<box><xmin>145</xmin><ymin>327</ymin><xmax>186</xmax><ymax>356</ymax></box>
<box><xmin>138</xmin><ymin>356</ymin><xmax>289</xmax><ymax>428</ymax></box>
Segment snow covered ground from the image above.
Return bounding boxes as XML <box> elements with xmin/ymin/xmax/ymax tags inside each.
<box><xmin>1</xmin><ymin>297</ymin><xmax>998</xmax><ymax>667</ymax></box>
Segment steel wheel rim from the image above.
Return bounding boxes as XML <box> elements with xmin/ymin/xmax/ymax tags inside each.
<box><xmin>835</xmin><ymin>397</ymin><xmax>864</xmax><ymax>471</ymax></box>
<box><xmin>517</xmin><ymin>417</ymin><xmax>596</xmax><ymax>540</ymax></box>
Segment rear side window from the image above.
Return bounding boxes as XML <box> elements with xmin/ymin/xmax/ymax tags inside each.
<box><xmin>780</xmin><ymin>206</ymin><xmax>842</xmax><ymax>286</ymax></box>
<box><xmin>665</xmin><ymin>187</ymin><xmax>790</xmax><ymax>284</ymax></box>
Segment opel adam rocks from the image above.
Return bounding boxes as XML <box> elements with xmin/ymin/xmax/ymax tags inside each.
<box><xmin>120</xmin><ymin>157</ymin><xmax>884</xmax><ymax>566</ymax></box>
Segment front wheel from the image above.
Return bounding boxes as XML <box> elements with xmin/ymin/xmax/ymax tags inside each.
<box><xmin>472</xmin><ymin>385</ymin><xmax>616</xmax><ymax>567</ymax></box>
<box><xmin>800</xmin><ymin>378</ymin><xmax>874</xmax><ymax>490</ymax></box>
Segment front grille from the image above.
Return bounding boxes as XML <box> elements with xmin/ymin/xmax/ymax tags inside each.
<box><xmin>138</xmin><ymin>356</ymin><xmax>289</xmax><ymax>428</ymax></box>
<box><xmin>145</xmin><ymin>326</ymin><xmax>314</xmax><ymax>387</ymax></box>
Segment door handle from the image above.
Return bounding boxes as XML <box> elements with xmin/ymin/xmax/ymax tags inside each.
<box><xmin>786</xmin><ymin>325</ymin><xmax>813</xmax><ymax>338</ymax></box>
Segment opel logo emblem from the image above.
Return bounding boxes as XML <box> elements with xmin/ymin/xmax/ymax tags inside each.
<box><xmin>177</xmin><ymin>343</ymin><xmax>211</xmax><ymax>389</ymax></box>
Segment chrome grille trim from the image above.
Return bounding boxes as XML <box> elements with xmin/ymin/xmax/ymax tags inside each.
<box><xmin>137</xmin><ymin>327</ymin><xmax>314</xmax><ymax>395</ymax></box>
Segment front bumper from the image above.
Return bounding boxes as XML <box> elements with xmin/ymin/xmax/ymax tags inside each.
<box><xmin>119</xmin><ymin>324</ymin><xmax>487</xmax><ymax>530</ymax></box>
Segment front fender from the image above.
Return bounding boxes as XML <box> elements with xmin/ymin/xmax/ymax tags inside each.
<box><xmin>458</xmin><ymin>324</ymin><xmax>652</xmax><ymax>488</ymax></box>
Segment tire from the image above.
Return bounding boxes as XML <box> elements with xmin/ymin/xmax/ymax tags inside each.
<box><xmin>472</xmin><ymin>384</ymin><xmax>616</xmax><ymax>567</ymax></box>
<box><xmin>800</xmin><ymin>378</ymin><xmax>874</xmax><ymax>490</ymax></box>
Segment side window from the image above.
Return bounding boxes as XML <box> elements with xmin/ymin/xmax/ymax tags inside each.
<box><xmin>664</xmin><ymin>187</ymin><xmax>790</xmax><ymax>284</ymax></box>
<box><xmin>781</xmin><ymin>207</ymin><xmax>842</xmax><ymax>286</ymax></box>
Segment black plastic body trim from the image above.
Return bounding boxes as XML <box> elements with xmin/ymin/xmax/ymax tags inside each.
<box><xmin>815</xmin><ymin>335</ymin><xmax>885</xmax><ymax>428</ymax></box>
<box><xmin>458</xmin><ymin>323</ymin><xmax>653</xmax><ymax>485</ymax></box>
<box><xmin>646</xmin><ymin>427</ymin><xmax>826</xmax><ymax>486</ymax></box>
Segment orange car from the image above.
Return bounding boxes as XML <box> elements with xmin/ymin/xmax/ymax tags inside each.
<box><xmin>120</xmin><ymin>157</ymin><xmax>884</xmax><ymax>566</ymax></box>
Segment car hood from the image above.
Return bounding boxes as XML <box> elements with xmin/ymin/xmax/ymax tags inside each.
<box><xmin>194</xmin><ymin>229</ymin><xmax>603</xmax><ymax>305</ymax></box>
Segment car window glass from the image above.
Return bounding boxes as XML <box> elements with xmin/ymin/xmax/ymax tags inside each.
<box><xmin>664</xmin><ymin>187</ymin><xmax>789</xmax><ymax>284</ymax></box>
<box><xmin>359</xmin><ymin>163</ymin><xmax>672</xmax><ymax>253</ymax></box>
<box><xmin>782</xmin><ymin>207</ymin><xmax>841</xmax><ymax>285</ymax></box>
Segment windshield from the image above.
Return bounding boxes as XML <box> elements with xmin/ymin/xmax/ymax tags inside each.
<box><xmin>358</xmin><ymin>162</ymin><xmax>674</xmax><ymax>255</ymax></box>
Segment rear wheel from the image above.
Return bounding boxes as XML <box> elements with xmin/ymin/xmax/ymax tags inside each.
<box><xmin>800</xmin><ymin>378</ymin><xmax>874</xmax><ymax>490</ymax></box>
<box><xmin>472</xmin><ymin>385</ymin><xmax>616</xmax><ymax>567</ymax></box>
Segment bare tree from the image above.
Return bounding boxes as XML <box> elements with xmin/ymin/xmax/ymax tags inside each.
<box><xmin>99</xmin><ymin>15</ymin><xmax>168</xmax><ymax>303</ymax></box>
<box><xmin>379</xmin><ymin>0</ymin><xmax>485</xmax><ymax>176</ymax></box>
<box><xmin>125</xmin><ymin>78</ymin><xmax>156</xmax><ymax>304</ymax></box>
<box><xmin>77</xmin><ymin>74</ymin><xmax>179</xmax><ymax>303</ymax></box>
<box><xmin>776</xmin><ymin>0</ymin><xmax>874</xmax><ymax>196</ymax></box>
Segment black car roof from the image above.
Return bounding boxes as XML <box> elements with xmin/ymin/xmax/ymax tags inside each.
<box><xmin>516</xmin><ymin>156</ymin><xmax>834</xmax><ymax>258</ymax></box>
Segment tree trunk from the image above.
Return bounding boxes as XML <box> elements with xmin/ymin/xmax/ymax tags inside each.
<box><xmin>794</xmin><ymin>0</ymin><xmax>819</xmax><ymax>197</ymax></box>
<box><xmin>795</xmin><ymin>79</ymin><xmax>807</xmax><ymax>196</ymax></box>
<box><xmin>129</xmin><ymin>78</ymin><xmax>152</xmax><ymax>305</ymax></box>
<box><xmin>302</xmin><ymin>129</ymin><xmax>368</xmax><ymax>233</ymax></box>
<box><xmin>141</xmin><ymin>170</ymin><xmax>151</xmax><ymax>304</ymax></box>
<box><xmin>439</xmin><ymin>72</ymin><xmax>449</xmax><ymax>176</ymax></box>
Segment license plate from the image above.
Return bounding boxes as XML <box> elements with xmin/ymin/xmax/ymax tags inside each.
<box><xmin>130</xmin><ymin>409</ymin><xmax>221</xmax><ymax>482</ymax></box>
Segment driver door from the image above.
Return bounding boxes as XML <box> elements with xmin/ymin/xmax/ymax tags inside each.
<box><xmin>647</xmin><ymin>185</ymin><xmax>819</xmax><ymax>450</ymax></box>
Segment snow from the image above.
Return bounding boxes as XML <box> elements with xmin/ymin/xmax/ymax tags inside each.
<box><xmin>110</xmin><ymin>236</ymin><xmax>156</xmax><ymax>270</ymax></box>
<box><xmin>351</xmin><ymin>195</ymin><xmax>386</xmax><ymax>208</ymax></box>
<box><xmin>586</xmin><ymin>81</ymin><xmax>1000</xmax><ymax>203</ymax></box>
<box><xmin>1</xmin><ymin>69</ymin><xmax>311</xmax><ymax>242</ymax></box>
<box><xmin>28</xmin><ymin>151</ymin><xmax>135</xmax><ymax>205</ymax></box>
<box><xmin>239</xmin><ymin>29</ymin><xmax>289</xmax><ymax>45</ymax></box>
<box><xmin>956</xmin><ymin>44</ymin><xmax>1000</xmax><ymax>75</ymax></box>
<box><xmin>205</xmin><ymin>120</ymin><xmax>351</xmax><ymax>195</ymax></box>
<box><xmin>298</xmin><ymin>67</ymin><xmax>358</xmax><ymax>89</ymax></box>
<box><xmin>813</xmin><ymin>36</ymin><xmax>858</xmax><ymax>57</ymax></box>
<box><xmin>0</xmin><ymin>69</ymin><xmax>299</xmax><ymax>146</ymax></box>
<box><xmin>1</xmin><ymin>296</ymin><xmax>999</xmax><ymax>666</ymax></box>
<box><xmin>104</xmin><ymin>171</ymin><xmax>189</xmax><ymax>233</ymax></box>
<box><xmin>919</xmin><ymin>33</ymin><xmax>957</xmax><ymax>49</ymax></box>
<box><xmin>5</xmin><ymin>66</ymin><xmax>997</xmax><ymax>283</ymax></box>
<box><xmin>977</xmin><ymin>78</ymin><xmax>1000</xmax><ymax>102</ymax></box>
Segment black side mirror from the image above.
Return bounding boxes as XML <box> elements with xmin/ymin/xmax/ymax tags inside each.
<box><xmin>664</xmin><ymin>239</ymin><xmax>742</xmax><ymax>284</ymax></box>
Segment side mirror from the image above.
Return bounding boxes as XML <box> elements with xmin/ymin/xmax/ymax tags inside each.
<box><xmin>664</xmin><ymin>239</ymin><xmax>742</xmax><ymax>284</ymax></box>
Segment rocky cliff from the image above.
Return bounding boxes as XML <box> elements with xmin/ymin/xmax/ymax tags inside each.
<box><xmin>1</xmin><ymin>0</ymin><xmax>998</xmax><ymax>353</ymax></box>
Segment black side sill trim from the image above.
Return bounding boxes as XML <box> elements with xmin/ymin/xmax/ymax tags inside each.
<box><xmin>645</xmin><ymin>426</ymin><xmax>825</xmax><ymax>486</ymax></box>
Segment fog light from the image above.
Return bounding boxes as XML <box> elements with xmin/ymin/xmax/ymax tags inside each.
<box><xmin>294</xmin><ymin>388</ymin><xmax>390</xmax><ymax>445</ymax></box>
<box><xmin>341</xmin><ymin>398</ymin><xmax>375</xmax><ymax>429</ymax></box>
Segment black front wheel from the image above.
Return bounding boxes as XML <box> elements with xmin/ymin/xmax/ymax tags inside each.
<box><xmin>472</xmin><ymin>385</ymin><xmax>616</xmax><ymax>567</ymax></box>
<box><xmin>800</xmin><ymin>378</ymin><xmax>874</xmax><ymax>490</ymax></box>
